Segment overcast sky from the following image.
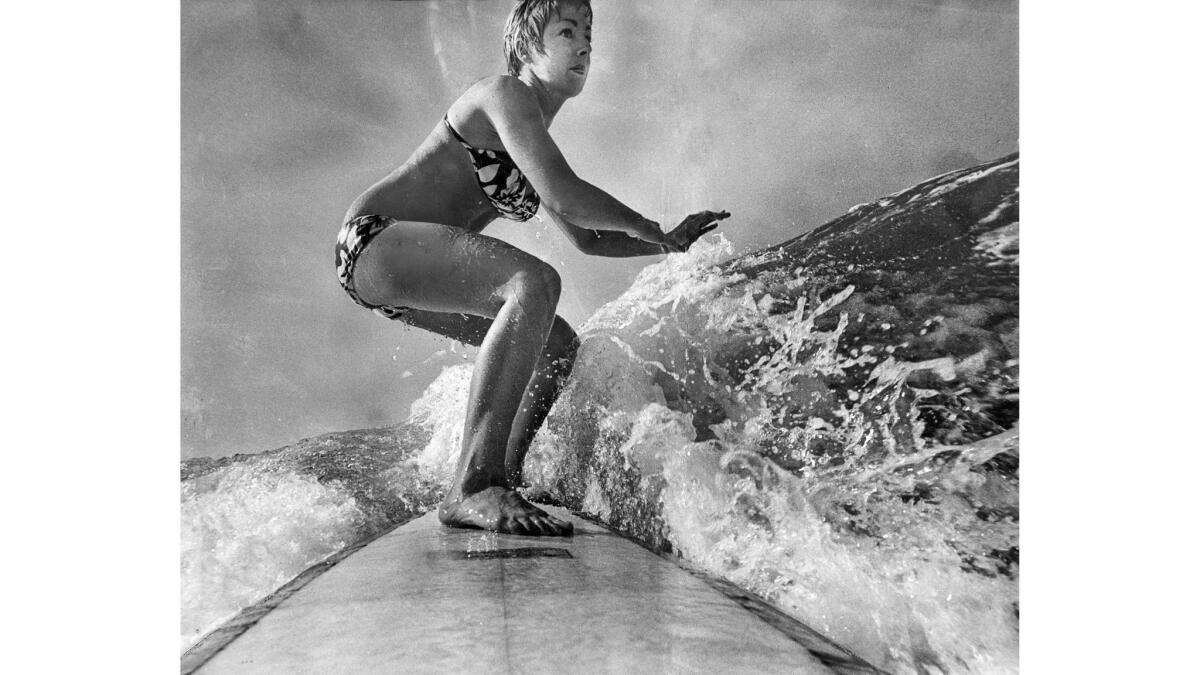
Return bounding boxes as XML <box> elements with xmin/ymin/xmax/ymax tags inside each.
<box><xmin>182</xmin><ymin>0</ymin><xmax>1017</xmax><ymax>459</ymax></box>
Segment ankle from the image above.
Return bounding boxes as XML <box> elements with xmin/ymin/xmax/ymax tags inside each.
<box><xmin>458</xmin><ymin>469</ymin><xmax>508</xmax><ymax>495</ymax></box>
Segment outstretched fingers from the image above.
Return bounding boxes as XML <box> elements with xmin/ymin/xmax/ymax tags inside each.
<box><xmin>687</xmin><ymin>210</ymin><xmax>731</xmax><ymax>225</ymax></box>
<box><xmin>681</xmin><ymin>210</ymin><xmax>730</xmax><ymax>234</ymax></box>
<box><xmin>669</xmin><ymin>209</ymin><xmax>731</xmax><ymax>251</ymax></box>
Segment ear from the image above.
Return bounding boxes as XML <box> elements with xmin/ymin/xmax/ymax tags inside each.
<box><xmin>519</xmin><ymin>46</ymin><xmax>532</xmax><ymax>65</ymax></box>
<box><xmin>514</xmin><ymin>51</ymin><xmax>531</xmax><ymax>76</ymax></box>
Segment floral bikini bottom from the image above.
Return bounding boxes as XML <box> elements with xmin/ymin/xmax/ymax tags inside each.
<box><xmin>334</xmin><ymin>214</ymin><xmax>412</xmax><ymax>320</ymax></box>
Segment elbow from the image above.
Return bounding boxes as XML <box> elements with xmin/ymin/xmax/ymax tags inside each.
<box><xmin>542</xmin><ymin>176</ymin><xmax>587</xmax><ymax>220</ymax></box>
<box><xmin>574</xmin><ymin>233</ymin><xmax>598</xmax><ymax>255</ymax></box>
<box><xmin>544</xmin><ymin>197</ymin><xmax>578</xmax><ymax>221</ymax></box>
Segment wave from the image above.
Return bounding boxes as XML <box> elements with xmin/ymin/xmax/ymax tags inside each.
<box><xmin>179</xmin><ymin>425</ymin><xmax>443</xmax><ymax>652</ymax></box>
<box><xmin>523</xmin><ymin>232</ymin><xmax>1018</xmax><ymax>673</ymax></box>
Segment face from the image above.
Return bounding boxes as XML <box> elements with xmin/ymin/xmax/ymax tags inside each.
<box><xmin>526</xmin><ymin>3</ymin><xmax>592</xmax><ymax>96</ymax></box>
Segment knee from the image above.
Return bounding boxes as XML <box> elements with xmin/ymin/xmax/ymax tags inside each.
<box><xmin>509</xmin><ymin>264</ymin><xmax>562</xmax><ymax>314</ymax></box>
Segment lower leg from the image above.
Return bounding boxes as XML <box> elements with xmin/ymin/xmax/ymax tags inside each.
<box><xmin>452</xmin><ymin>294</ymin><xmax>555</xmax><ymax>496</ymax></box>
<box><xmin>504</xmin><ymin>325</ymin><xmax>578</xmax><ymax>487</ymax></box>
<box><xmin>437</xmin><ymin>294</ymin><xmax>574</xmax><ymax>535</ymax></box>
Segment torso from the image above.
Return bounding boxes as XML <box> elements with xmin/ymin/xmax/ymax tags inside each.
<box><xmin>345</xmin><ymin>77</ymin><xmax>547</xmax><ymax>233</ymax></box>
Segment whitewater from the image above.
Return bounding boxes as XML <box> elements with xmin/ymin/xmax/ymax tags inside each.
<box><xmin>182</xmin><ymin>159</ymin><xmax>1019</xmax><ymax>674</ymax></box>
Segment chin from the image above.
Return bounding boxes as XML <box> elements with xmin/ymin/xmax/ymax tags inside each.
<box><xmin>557</xmin><ymin>84</ymin><xmax>583</xmax><ymax>99</ymax></box>
<box><xmin>563</xmin><ymin>71</ymin><xmax>587</xmax><ymax>91</ymax></box>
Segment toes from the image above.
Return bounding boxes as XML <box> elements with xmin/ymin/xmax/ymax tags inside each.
<box><xmin>536</xmin><ymin>517</ymin><xmax>560</xmax><ymax>536</ymax></box>
<box><xmin>541</xmin><ymin>515</ymin><xmax>573</xmax><ymax>537</ymax></box>
<box><xmin>456</xmin><ymin>489</ymin><xmax>577</xmax><ymax>537</ymax></box>
<box><xmin>534</xmin><ymin>516</ymin><xmax>563</xmax><ymax>536</ymax></box>
<box><xmin>516</xmin><ymin>516</ymin><xmax>545</xmax><ymax>536</ymax></box>
<box><xmin>499</xmin><ymin>517</ymin><xmax>529</xmax><ymax>535</ymax></box>
<box><xmin>497</xmin><ymin>513</ymin><xmax>573</xmax><ymax>536</ymax></box>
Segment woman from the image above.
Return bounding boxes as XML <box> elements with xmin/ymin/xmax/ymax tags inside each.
<box><xmin>336</xmin><ymin>0</ymin><xmax>728</xmax><ymax>537</ymax></box>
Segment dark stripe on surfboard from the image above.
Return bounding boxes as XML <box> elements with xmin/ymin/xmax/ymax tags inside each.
<box><xmin>454</xmin><ymin>546</ymin><xmax>574</xmax><ymax>560</ymax></box>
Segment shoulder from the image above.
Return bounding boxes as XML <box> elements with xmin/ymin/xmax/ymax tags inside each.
<box><xmin>449</xmin><ymin>76</ymin><xmax>540</xmax><ymax>134</ymax></box>
<box><xmin>475</xmin><ymin>74</ymin><xmax>530</xmax><ymax>97</ymax></box>
<box><xmin>473</xmin><ymin>75</ymin><xmax>541</xmax><ymax>117</ymax></box>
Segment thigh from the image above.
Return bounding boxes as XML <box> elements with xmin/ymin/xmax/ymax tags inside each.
<box><xmin>397</xmin><ymin>308</ymin><xmax>492</xmax><ymax>347</ymax></box>
<box><xmin>353</xmin><ymin>220</ymin><xmax>552</xmax><ymax>319</ymax></box>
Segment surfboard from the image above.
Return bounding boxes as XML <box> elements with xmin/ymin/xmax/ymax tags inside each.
<box><xmin>182</xmin><ymin>506</ymin><xmax>885</xmax><ymax>674</ymax></box>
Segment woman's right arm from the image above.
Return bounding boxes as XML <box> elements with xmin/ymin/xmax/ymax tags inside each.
<box><xmin>482</xmin><ymin>77</ymin><xmax>665</xmax><ymax>243</ymax></box>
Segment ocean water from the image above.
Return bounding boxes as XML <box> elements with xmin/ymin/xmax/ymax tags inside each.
<box><xmin>181</xmin><ymin>232</ymin><xmax>1018</xmax><ymax>673</ymax></box>
<box><xmin>179</xmin><ymin>424</ymin><xmax>444</xmax><ymax>652</ymax></box>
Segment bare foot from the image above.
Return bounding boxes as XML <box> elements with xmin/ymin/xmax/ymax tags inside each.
<box><xmin>439</xmin><ymin>486</ymin><xmax>574</xmax><ymax>536</ymax></box>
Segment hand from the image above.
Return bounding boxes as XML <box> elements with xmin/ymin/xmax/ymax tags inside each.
<box><xmin>663</xmin><ymin>210</ymin><xmax>730</xmax><ymax>253</ymax></box>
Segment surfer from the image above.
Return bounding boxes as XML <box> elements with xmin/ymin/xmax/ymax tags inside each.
<box><xmin>337</xmin><ymin>0</ymin><xmax>728</xmax><ymax>536</ymax></box>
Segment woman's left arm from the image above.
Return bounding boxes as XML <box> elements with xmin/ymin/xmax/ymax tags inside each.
<box><xmin>544</xmin><ymin>207</ymin><xmax>663</xmax><ymax>257</ymax></box>
<box><xmin>545</xmin><ymin>207</ymin><xmax>730</xmax><ymax>258</ymax></box>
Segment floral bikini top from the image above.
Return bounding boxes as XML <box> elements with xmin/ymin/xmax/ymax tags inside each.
<box><xmin>444</xmin><ymin>115</ymin><xmax>541</xmax><ymax>222</ymax></box>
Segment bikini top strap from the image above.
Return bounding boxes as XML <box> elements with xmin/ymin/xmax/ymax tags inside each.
<box><xmin>443</xmin><ymin>115</ymin><xmax>473</xmax><ymax>147</ymax></box>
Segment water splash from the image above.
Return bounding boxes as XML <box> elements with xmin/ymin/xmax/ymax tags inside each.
<box><xmin>179</xmin><ymin>425</ymin><xmax>445</xmax><ymax>652</ymax></box>
<box><xmin>522</xmin><ymin>234</ymin><xmax>1018</xmax><ymax>673</ymax></box>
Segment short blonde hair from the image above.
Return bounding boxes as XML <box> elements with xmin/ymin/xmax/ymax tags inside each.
<box><xmin>503</xmin><ymin>0</ymin><xmax>592</xmax><ymax>77</ymax></box>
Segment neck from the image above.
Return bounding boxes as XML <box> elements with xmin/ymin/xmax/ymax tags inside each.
<box><xmin>518</xmin><ymin>71</ymin><xmax>567</xmax><ymax>125</ymax></box>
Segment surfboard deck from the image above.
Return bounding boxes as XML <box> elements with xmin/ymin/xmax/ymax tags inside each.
<box><xmin>184</xmin><ymin>506</ymin><xmax>884</xmax><ymax>674</ymax></box>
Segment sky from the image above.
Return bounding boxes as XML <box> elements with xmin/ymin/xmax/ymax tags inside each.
<box><xmin>181</xmin><ymin>0</ymin><xmax>1018</xmax><ymax>459</ymax></box>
